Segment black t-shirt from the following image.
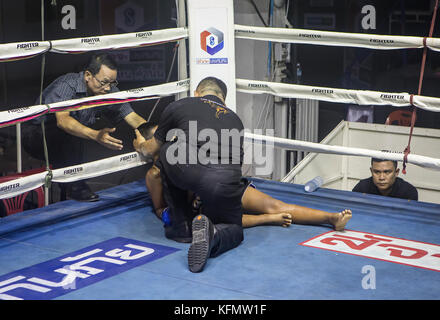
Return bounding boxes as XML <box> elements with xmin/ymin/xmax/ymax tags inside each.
<box><xmin>352</xmin><ymin>177</ymin><xmax>418</xmax><ymax>201</ymax></box>
<box><xmin>154</xmin><ymin>95</ymin><xmax>244</xmax><ymax>166</ymax></box>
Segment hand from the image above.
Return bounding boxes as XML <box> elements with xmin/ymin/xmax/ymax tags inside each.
<box><xmin>96</xmin><ymin>127</ymin><xmax>123</xmax><ymax>150</ymax></box>
<box><xmin>133</xmin><ymin>129</ymin><xmax>146</xmax><ymax>154</ymax></box>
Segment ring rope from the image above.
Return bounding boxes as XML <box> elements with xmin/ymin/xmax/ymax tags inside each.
<box><xmin>147</xmin><ymin>42</ymin><xmax>180</xmax><ymax>123</ymax></box>
<box><xmin>234</xmin><ymin>24</ymin><xmax>440</xmax><ymax>51</ymax></box>
<box><xmin>236</xmin><ymin>79</ymin><xmax>440</xmax><ymax>112</ymax></box>
<box><xmin>0</xmin><ymin>28</ymin><xmax>188</xmax><ymax>63</ymax></box>
<box><xmin>39</xmin><ymin>0</ymin><xmax>52</xmax><ymax>188</ymax></box>
<box><xmin>0</xmin><ymin>151</ymin><xmax>148</xmax><ymax>200</ymax></box>
<box><xmin>5</xmin><ymin>22</ymin><xmax>440</xmax><ymax>63</ymax></box>
<box><xmin>1</xmin><ymin>6</ymin><xmax>440</xmax><ymax>202</ymax></box>
<box><xmin>245</xmin><ymin>133</ymin><xmax>440</xmax><ymax>171</ymax></box>
<box><xmin>3</xmin><ymin>77</ymin><xmax>440</xmax><ymax>129</ymax></box>
<box><xmin>2</xmin><ymin>129</ymin><xmax>440</xmax><ymax>201</ymax></box>
<box><xmin>402</xmin><ymin>0</ymin><xmax>439</xmax><ymax>174</ymax></box>
<box><xmin>0</xmin><ymin>79</ymin><xmax>190</xmax><ymax>128</ymax></box>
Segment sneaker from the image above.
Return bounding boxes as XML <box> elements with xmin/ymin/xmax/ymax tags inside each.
<box><xmin>188</xmin><ymin>214</ymin><xmax>214</xmax><ymax>273</ymax></box>
<box><xmin>161</xmin><ymin>207</ymin><xmax>171</xmax><ymax>226</ymax></box>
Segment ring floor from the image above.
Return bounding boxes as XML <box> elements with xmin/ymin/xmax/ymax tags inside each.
<box><xmin>0</xmin><ymin>178</ymin><xmax>439</xmax><ymax>300</ymax></box>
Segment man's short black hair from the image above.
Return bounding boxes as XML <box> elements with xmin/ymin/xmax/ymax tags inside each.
<box><xmin>137</xmin><ymin>122</ymin><xmax>157</xmax><ymax>140</ymax></box>
<box><xmin>196</xmin><ymin>77</ymin><xmax>227</xmax><ymax>100</ymax></box>
<box><xmin>85</xmin><ymin>53</ymin><xmax>118</xmax><ymax>75</ymax></box>
<box><xmin>371</xmin><ymin>150</ymin><xmax>398</xmax><ymax>169</ymax></box>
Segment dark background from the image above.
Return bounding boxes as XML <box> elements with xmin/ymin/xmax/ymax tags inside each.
<box><xmin>1</xmin><ymin>0</ymin><xmax>440</xmax><ymax>212</ymax></box>
<box><xmin>283</xmin><ymin>0</ymin><xmax>440</xmax><ymax>141</ymax></box>
<box><xmin>0</xmin><ymin>0</ymin><xmax>180</xmax><ymax>214</ymax></box>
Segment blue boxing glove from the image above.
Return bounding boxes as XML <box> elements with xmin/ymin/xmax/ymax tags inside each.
<box><xmin>161</xmin><ymin>207</ymin><xmax>171</xmax><ymax>226</ymax></box>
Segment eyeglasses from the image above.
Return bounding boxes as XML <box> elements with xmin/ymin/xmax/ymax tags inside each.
<box><xmin>93</xmin><ymin>74</ymin><xmax>118</xmax><ymax>89</ymax></box>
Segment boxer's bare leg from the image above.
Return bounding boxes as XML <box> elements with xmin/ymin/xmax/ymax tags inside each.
<box><xmin>146</xmin><ymin>167</ymin><xmax>352</xmax><ymax>230</ymax></box>
<box><xmin>145</xmin><ymin>165</ymin><xmax>167</xmax><ymax>220</ymax></box>
<box><xmin>241</xmin><ymin>186</ymin><xmax>352</xmax><ymax>230</ymax></box>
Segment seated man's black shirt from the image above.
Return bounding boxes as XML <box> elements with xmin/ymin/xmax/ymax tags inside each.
<box><xmin>352</xmin><ymin>177</ymin><xmax>418</xmax><ymax>201</ymax></box>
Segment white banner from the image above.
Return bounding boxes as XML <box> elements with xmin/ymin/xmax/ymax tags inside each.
<box><xmin>187</xmin><ymin>0</ymin><xmax>236</xmax><ymax>110</ymax></box>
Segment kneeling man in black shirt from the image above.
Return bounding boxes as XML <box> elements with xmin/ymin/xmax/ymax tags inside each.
<box><xmin>133</xmin><ymin>77</ymin><xmax>245</xmax><ymax>273</ymax></box>
<box><xmin>352</xmin><ymin>157</ymin><xmax>418</xmax><ymax>201</ymax></box>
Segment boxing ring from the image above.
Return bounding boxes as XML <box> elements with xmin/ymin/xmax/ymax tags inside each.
<box><xmin>1</xmin><ymin>0</ymin><xmax>440</xmax><ymax>300</ymax></box>
<box><xmin>0</xmin><ymin>178</ymin><xmax>439</xmax><ymax>300</ymax></box>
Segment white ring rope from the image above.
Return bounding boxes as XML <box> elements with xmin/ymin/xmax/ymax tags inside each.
<box><xmin>236</xmin><ymin>79</ymin><xmax>440</xmax><ymax>113</ymax></box>
<box><xmin>2</xmin><ymin>24</ymin><xmax>440</xmax><ymax>127</ymax></box>
<box><xmin>2</xmin><ymin>76</ymin><xmax>440</xmax><ymax>128</ymax></box>
<box><xmin>235</xmin><ymin>24</ymin><xmax>440</xmax><ymax>51</ymax></box>
<box><xmin>0</xmin><ymin>151</ymin><xmax>148</xmax><ymax>200</ymax></box>
<box><xmin>0</xmin><ymin>27</ymin><xmax>188</xmax><ymax>62</ymax></box>
<box><xmin>1</xmin><ymin>20</ymin><xmax>440</xmax><ymax>202</ymax></box>
<box><xmin>245</xmin><ymin>133</ymin><xmax>440</xmax><ymax>171</ymax></box>
<box><xmin>4</xmin><ymin>24</ymin><xmax>440</xmax><ymax>63</ymax></box>
<box><xmin>0</xmin><ymin>79</ymin><xmax>190</xmax><ymax>128</ymax></box>
<box><xmin>2</xmin><ymin>130</ymin><xmax>440</xmax><ymax>200</ymax></box>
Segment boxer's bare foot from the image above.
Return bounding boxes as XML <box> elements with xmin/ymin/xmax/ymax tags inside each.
<box><xmin>331</xmin><ymin>209</ymin><xmax>352</xmax><ymax>231</ymax></box>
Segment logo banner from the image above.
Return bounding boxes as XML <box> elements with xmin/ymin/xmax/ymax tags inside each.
<box><xmin>187</xmin><ymin>0</ymin><xmax>236</xmax><ymax>111</ymax></box>
<box><xmin>300</xmin><ymin>230</ymin><xmax>440</xmax><ymax>272</ymax></box>
<box><xmin>0</xmin><ymin>237</ymin><xmax>179</xmax><ymax>300</ymax></box>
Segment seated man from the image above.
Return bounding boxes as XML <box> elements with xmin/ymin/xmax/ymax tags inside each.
<box><xmin>137</xmin><ymin>110</ymin><xmax>352</xmax><ymax>233</ymax></box>
<box><xmin>352</xmin><ymin>156</ymin><xmax>418</xmax><ymax>200</ymax></box>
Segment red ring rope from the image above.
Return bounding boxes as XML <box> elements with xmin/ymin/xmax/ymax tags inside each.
<box><xmin>403</xmin><ymin>0</ymin><xmax>439</xmax><ymax>174</ymax></box>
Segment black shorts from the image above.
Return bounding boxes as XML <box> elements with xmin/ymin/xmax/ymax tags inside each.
<box><xmin>22</xmin><ymin>122</ymin><xmax>85</xmax><ymax>168</ymax></box>
<box><xmin>156</xmin><ymin>142</ymin><xmax>246</xmax><ymax>226</ymax></box>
